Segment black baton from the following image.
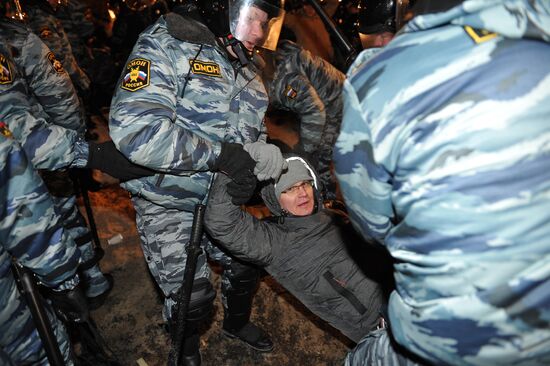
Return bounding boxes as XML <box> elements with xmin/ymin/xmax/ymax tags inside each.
<box><xmin>168</xmin><ymin>204</ymin><xmax>206</xmax><ymax>366</ymax></box>
<box><xmin>12</xmin><ymin>263</ymin><xmax>65</xmax><ymax>366</ymax></box>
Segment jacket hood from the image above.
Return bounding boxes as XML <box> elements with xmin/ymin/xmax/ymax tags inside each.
<box><xmin>260</xmin><ymin>155</ymin><xmax>323</xmax><ymax>217</ymax></box>
<box><xmin>405</xmin><ymin>0</ymin><xmax>550</xmax><ymax>43</ymax></box>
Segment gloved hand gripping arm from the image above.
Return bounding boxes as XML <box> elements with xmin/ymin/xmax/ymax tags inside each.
<box><xmin>209</xmin><ymin>142</ymin><xmax>257</xmax><ymax>205</ymax></box>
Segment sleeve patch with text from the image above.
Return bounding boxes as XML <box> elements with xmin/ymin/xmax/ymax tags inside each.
<box><xmin>121</xmin><ymin>58</ymin><xmax>151</xmax><ymax>91</ymax></box>
<box><xmin>0</xmin><ymin>53</ymin><xmax>13</xmax><ymax>84</ymax></box>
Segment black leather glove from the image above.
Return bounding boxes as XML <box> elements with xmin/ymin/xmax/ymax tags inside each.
<box><xmin>210</xmin><ymin>143</ymin><xmax>257</xmax><ymax>204</ymax></box>
<box><xmin>226</xmin><ymin>174</ymin><xmax>257</xmax><ymax>205</ymax></box>
<box><xmin>47</xmin><ymin>286</ymin><xmax>89</xmax><ymax>323</ymax></box>
<box><xmin>87</xmin><ymin>141</ymin><xmax>155</xmax><ymax>182</ymax></box>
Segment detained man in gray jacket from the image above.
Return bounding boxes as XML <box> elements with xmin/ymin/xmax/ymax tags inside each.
<box><xmin>205</xmin><ymin>155</ymin><xmax>391</xmax><ymax>343</ymax></box>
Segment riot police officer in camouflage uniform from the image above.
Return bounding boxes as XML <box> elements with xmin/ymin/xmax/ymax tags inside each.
<box><xmin>0</xmin><ymin>15</ymin><xmax>153</xmax><ymax>306</ymax></box>
<box><xmin>335</xmin><ymin>0</ymin><xmax>550</xmax><ymax>365</ymax></box>
<box><xmin>20</xmin><ymin>0</ymin><xmax>91</xmax><ymax>99</ymax></box>
<box><xmin>0</xmin><ymin>75</ymin><xmax>84</xmax><ymax>364</ymax></box>
<box><xmin>264</xmin><ymin>39</ymin><xmax>346</xmax><ymax>200</ymax></box>
<box><xmin>54</xmin><ymin>0</ymin><xmax>94</xmax><ymax>71</ymax></box>
<box><xmin>109</xmin><ymin>1</ymin><xmax>287</xmax><ymax>364</ymax></box>
<box><xmin>0</xmin><ymin>134</ymin><xmax>83</xmax><ymax>366</ymax></box>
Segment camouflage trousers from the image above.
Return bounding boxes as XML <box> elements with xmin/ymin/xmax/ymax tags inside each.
<box><xmin>345</xmin><ymin>328</ymin><xmax>427</xmax><ymax>366</ymax></box>
<box><xmin>40</xmin><ymin>170</ymin><xmax>110</xmax><ymax>298</ymax></box>
<box><xmin>0</xmin><ymin>260</ymin><xmax>73</xmax><ymax>366</ymax></box>
<box><xmin>132</xmin><ymin>197</ymin><xmax>257</xmax><ymax>321</ymax></box>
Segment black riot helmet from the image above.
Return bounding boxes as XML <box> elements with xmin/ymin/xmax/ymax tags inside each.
<box><xmin>358</xmin><ymin>0</ymin><xmax>412</xmax><ymax>34</ymax></box>
<box><xmin>358</xmin><ymin>0</ymin><xmax>396</xmax><ymax>34</ymax></box>
<box><xmin>194</xmin><ymin>0</ymin><xmax>285</xmax><ymax>51</ymax></box>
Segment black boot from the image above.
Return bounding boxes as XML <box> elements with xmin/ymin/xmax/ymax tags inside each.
<box><xmin>170</xmin><ymin>278</ymin><xmax>216</xmax><ymax>366</ymax></box>
<box><xmin>181</xmin><ymin>331</ymin><xmax>201</xmax><ymax>366</ymax></box>
<box><xmin>222</xmin><ymin>322</ymin><xmax>273</xmax><ymax>352</ymax></box>
<box><xmin>221</xmin><ymin>267</ymin><xmax>273</xmax><ymax>352</ymax></box>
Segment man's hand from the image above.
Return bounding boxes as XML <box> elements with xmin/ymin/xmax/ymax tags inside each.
<box><xmin>87</xmin><ymin>141</ymin><xmax>155</xmax><ymax>182</ymax></box>
<box><xmin>244</xmin><ymin>142</ymin><xmax>287</xmax><ymax>181</ymax></box>
<box><xmin>210</xmin><ymin>143</ymin><xmax>257</xmax><ymax>204</ymax></box>
<box><xmin>47</xmin><ymin>286</ymin><xmax>89</xmax><ymax>323</ymax></box>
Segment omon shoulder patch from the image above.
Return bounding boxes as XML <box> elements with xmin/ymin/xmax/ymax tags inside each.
<box><xmin>47</xmin><ymin>52</ymin><xmax>65</xmax><ymax>73</ymax></box>
<box><xmin>0</xmin><ymin>53</ymin><xmax>13</xmax><ymax>84</ymax></box>
<box><xmin>285</xmin><ymin>84</ymin><xmax>297</xmax><ymax>99</ymax></box>
<box><xmin>121</xmin><ymin>58</ymin><xmax>150</xmax><ymax>91</ymax></box>
<box><xmin>0</xmin><ymin>122</ymin><xmax>13</xmax><ymax>138</ymax></box>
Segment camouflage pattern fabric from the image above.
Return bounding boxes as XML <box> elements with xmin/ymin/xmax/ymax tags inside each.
<box><xmin>55</xmin><ymin>0</ymin><xmax>94</xmax><ymax>70</ymax></box>
<box><xmin>344</xmin><ymin>328</ymin><xmax>425</xmax><ymax>366</ymax></box>
<box><xmin>0</xmin><ymin>37</ymin><xmax>88</xmax><ymax>170</ymax></box>
<box><xmin>24</xmin><ymin>1</ymin><xmax>91</xmax><ymax>95</ymax></box>
<box><xmin>110</xmin><ymin>13</ymin><xmax>268</xmax><ymax>211</ymax></box>
<box><xmin>0</xmin><ymin>134</ymin><xmax>79</xmax><ymax>366</ymax></box>
<box><xmin>0</xmin><ymin>37</ymin><xmax>109</xmax><ymax>298</ymax></box>
<box><xmin>335</xmin><ymin>1</ymin><xmax>550</xmax><ymax>365</ymax></box>
<box><xmin>132</xmin><ymin>197</ymin><xmax>240</xmax><ymax>319</ymax></box>
<box><xmin>267</xmin><ymin>40</ymin><xmax>345</xmax><ymax>197</ymax></box>
<box><xmin>110</xmin><ymin>12</ymin><xmax>269</xmax><ymax>318</ymax></box>
<box><xmin>0</xmin><ymin>19</ymin><xmax>85</xmax><ymax>133</ymax></box>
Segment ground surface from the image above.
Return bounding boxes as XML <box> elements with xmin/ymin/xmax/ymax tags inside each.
<box><xmin>79</xmin><ymin>116</ymin><xmax>352</xmax><ymax>366</ymax></box>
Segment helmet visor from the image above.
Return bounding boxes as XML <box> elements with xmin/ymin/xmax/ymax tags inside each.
<box><xmin>229</xmin><ymin>0</ymin><xmax>285</xmax><ymax>51</ymax></box>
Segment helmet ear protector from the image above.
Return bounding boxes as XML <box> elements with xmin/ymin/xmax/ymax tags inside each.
<box><xmin>357</xmin><ymin>0</ymin><xmax>411</xmax><ymax>35</ymax></box>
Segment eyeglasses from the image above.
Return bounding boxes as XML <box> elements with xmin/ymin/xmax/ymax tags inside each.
<box><xmin>282</xmin><ymin>180</ymin><xmax>313</xmax><ymax>195</ymax></box>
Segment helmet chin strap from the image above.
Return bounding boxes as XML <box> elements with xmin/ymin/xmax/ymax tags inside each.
<box><xmin>223</xmin><ymin>34</ymin><xmax>251</xmax><ymax>66</ymax></box>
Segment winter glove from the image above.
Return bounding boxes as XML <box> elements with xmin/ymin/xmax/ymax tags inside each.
<box><xmin>87</xmin><ymin>141</ymin><xmax>155</xmax><ymax>182</ymax></box>
<box><xmin>210</xmin><ymin>142</ymin><xmax>257</xmax><ymax>204</ymax></box>
<box><xmin>226</xmin><ymin>174</ymin><xmax>257</xmax><ymax>205</ymax></box>
<box><xmin>47</xmin><ymin>285</ymin><xmax>89</xmax><ymax>323</ymax></box>
<box><xmin>243</xmin><ymin>142</ymin><xmax>288</xmax><ymax>181</ymax></box>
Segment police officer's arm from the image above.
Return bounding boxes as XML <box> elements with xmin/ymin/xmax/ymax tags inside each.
<box><xmin>205</xmin><ymin>174</ymin><xmax>278</xmax><ymax>265</ymax></box>
<box><xmin>0</xmin><ymin>70</ymin><xmax>87</xmax><ymax>170</ymax></box>
<box><xmin>0</xmin><ymin>137</ymin><xmax>80</xmax><ymax>290</ymax></box>
<box><xmin>109</xmin><ymin>36</ymin><xmax>222</xmax><ymax>174</ymax></box>
<box><xmin>18</xmin><ymin>31</ymin><xmax>85</xmax><ymax>133</ymax></box>
<box><xmin>274</xmin><ymin>72</ymin><xmax>326</xmax><ymax>153</ymax></box>
<box><xmin>333</xmin><ymin>80</ymin><xmax>394</xmax><ymax>243</ymax></box>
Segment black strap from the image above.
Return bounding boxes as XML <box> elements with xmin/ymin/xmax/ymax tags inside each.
<box><xmin>74</xmin><ymin>232</ymin><xmax>94</xmax><ymax>246</ymax></box>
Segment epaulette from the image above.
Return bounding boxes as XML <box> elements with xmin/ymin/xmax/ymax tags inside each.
<box><xmin>165</xmin><ymin>12</ymin><xmax>217</xmax><ymax>47</ymax></box>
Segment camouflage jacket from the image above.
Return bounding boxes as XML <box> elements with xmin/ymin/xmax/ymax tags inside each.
<box><xmin>0</xmin><ymin>38</ymin><xmax>88</xmax><ymax>170</ymax></box>
<box><xmin>110</xmin><ymin>13</ymin><xmax>268</xmax><ymax>210</ymax></box>
<box><xmin>55</xmin><ymin>0</ymin><xmax>94</xmax><ymax>68</ymax></box>
<box><xmin>334</xmin><ymin>0</ymin><xmax>550</xmax><ymax>365</ymax></box>
<box><xmin>0</xmin><ymin>132</ymin><xmax>80</xmax><ymax>291</ymax></box>
<box><xmin>0</xmin><ymin>19</ymin><xmax>85</xmax><ymax>132</ymax></box>
<box><xmin>24</xmin><ymin>1</ymin><xmax>90</xmax><ymax>94</ymax></box>
<box><xmin>266</xmin><ymin>40</ymin><xmax>345</xmax><ymax>153</ymax></box>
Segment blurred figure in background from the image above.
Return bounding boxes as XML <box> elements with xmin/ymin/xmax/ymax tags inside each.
<box><xmin>263</xmin><ymin>39</ymin><xmax>346</xmax><ymax>200</ymax></box>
